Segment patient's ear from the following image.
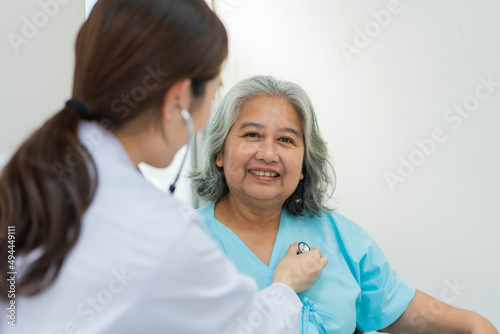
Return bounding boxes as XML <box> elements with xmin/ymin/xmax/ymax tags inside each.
<box><xmin>216</xmin><ymin>153</ymin><xmax>223</xmax><ymax>168</ymax></box>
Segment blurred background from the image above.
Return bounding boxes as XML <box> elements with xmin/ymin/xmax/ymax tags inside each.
<box><xmin>1</xmin><ymin>0</ymin><xmax>499</xmax><ymax>329</ymax></box>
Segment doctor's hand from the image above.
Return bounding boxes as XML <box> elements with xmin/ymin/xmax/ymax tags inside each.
<box><xmin>272</xmin><ymin>243</ymin><xmax>328</xmax><ymax>293</ymax></box>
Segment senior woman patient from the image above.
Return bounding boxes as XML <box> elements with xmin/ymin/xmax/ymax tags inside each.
<box><xmin>191</xmin><ymin>76</ymin><xmax>498</xmax><ymax>334</ymax></box>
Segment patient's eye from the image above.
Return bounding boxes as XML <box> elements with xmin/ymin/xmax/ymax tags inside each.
<box><xmin>279</xmin><ymin>137</ymin><xmax>293</xmax><ymax>144</ymax></box>
<box><xmin>245</xmin><ymin>132</ymin><xmax>259</xmax><ymax>138</ymax></box>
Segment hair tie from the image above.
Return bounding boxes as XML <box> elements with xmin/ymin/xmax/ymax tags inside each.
<box><xmin>66</xmin><ymin>99</ymin><xmax>89</xmax><ymax>120</ymax></box>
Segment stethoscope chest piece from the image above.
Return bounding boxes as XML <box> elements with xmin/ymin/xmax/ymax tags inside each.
<box><xmin>297</xmin><ymin>241</ymin><xmax>310</xmax><ymax>254</ymax></box>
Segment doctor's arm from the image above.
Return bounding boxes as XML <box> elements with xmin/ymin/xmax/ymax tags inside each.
<box><xmin>123</xmin><ymin>220</ymin><xmax>325</xmax><ymax>334</ymax></box>
<box><xmin>380</xmin><ymin>290</ymin><xmax>498</xmax><ymax>334</ymax></box>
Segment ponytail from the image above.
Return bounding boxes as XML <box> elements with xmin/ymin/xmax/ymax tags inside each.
<box><xmin>0</xmin><ymin>105</ymin><xmax>97</xmax><ymax>298</ymax></box>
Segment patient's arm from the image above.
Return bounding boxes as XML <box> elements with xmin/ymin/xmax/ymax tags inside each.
<box><xmin>380</xmin><ymin>290</ymin><xmax>498</xmax><ymax>334</ymax></box>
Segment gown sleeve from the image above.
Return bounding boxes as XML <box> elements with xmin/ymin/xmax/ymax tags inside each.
<box><xmin>113</xmin><ymin>210</ymin><xmax>303</xmax><ymax>334</ymax></box>
<box><xmin>333</xmin><ymin>213</ymin><xmax>416</xmax><ymax>333</ymax></box>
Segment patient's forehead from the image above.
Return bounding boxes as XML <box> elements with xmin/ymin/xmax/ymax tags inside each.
<box><xmin>234</xmin><ymin>96</ymin><xmax>302</xmax><ymax>133</ymax></box>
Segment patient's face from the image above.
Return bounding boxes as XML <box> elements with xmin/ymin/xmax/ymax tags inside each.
<box><xmin>216</xmin><ymin>95</ymin><xmax>304</xmax><ymax>206</ymax></box>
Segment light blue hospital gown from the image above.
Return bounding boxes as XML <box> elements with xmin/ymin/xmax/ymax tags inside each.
<box><xmin>197</xmin><ymin>203</ymin><xmax>416</xmax><ymax>334</ymax></box>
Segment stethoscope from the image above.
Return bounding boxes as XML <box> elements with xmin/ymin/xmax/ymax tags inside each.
<box><xmin>297</xmin><ymin>241</ymin><xmax>310</xmax><ymax>254</ymax></box>
<box><xmin>169</xmin><ymin>108</ymin><xmax>194</xmax><ymax>195</ymax></box>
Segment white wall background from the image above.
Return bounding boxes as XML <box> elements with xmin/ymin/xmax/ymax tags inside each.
<box><xmin>2</xmin><ymin>0</ymin><xmax>498</xmax><ymax>329</ymax></box>
<box><xmin>215</xmin><ymin>0</ymin><xmax>500</xmax><ymax>328</ymax></box>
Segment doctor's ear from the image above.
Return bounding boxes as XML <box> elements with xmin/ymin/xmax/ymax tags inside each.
<box><xmin>162</xmin><ymin>79</ymin><xmax>192</xmax><ymax>120</ymax></box>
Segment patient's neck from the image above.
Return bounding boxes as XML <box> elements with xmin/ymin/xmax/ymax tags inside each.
<box><xmin>215</xmin><ymin>193</ymin><xmax>281</xmax><ymax>232</ymax></box>
<box><xmin>214</xmin><ymin>193</ymin><xmax>282</xmax><ymax>266</ymax></box>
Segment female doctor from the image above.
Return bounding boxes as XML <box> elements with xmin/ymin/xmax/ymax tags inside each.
<box><xmin>0</xmin><ymin>0</ymin><xmax>327</xmax><ymax>333</ymax></box>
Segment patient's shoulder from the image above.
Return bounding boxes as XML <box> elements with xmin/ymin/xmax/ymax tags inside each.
<box><xmin>196</xmin><ymin>202</ymin><xmax>216</xmax><ymax>218</ymax></box>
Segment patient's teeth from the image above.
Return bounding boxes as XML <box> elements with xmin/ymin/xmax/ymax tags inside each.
<box><xmin>250</xmin><ymin>169</ymin><xmax>278</xmax><ymax>177</ymax></box>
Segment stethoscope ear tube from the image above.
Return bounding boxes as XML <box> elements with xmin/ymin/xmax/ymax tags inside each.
<box><xmin>169</xmin><ymin>108</ymin><xmax>194</xmax><ymax>194</ymax></box>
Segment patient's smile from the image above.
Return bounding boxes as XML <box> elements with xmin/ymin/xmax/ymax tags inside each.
<box><xmin>249</xmin><ymin>169</ymin><xmax>279</xmax><ymax>177</ymax></box>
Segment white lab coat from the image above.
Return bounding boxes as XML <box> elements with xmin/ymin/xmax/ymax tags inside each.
<box><xmin>0</xmin><ymin>121</ymin><xmax>301</xmax><ymax>334</ymax></box>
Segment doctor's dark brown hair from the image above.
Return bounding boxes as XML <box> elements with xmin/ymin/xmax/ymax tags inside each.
<box><xmin>0</xmin><ymin>0</ymin><xmax>227</xmax><ymax>298</ymax></box>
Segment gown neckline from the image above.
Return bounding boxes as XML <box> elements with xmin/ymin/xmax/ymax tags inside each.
<box><xmin>210</xmin><ymin>202</ymin><xmax>292</xmax><ymax>271</ymax></box>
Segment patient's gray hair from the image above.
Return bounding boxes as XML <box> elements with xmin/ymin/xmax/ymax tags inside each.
<box><xmin>190</xmin><ymin>75</ymin><xmax>335</xmax><ymax>216</ymax></box>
